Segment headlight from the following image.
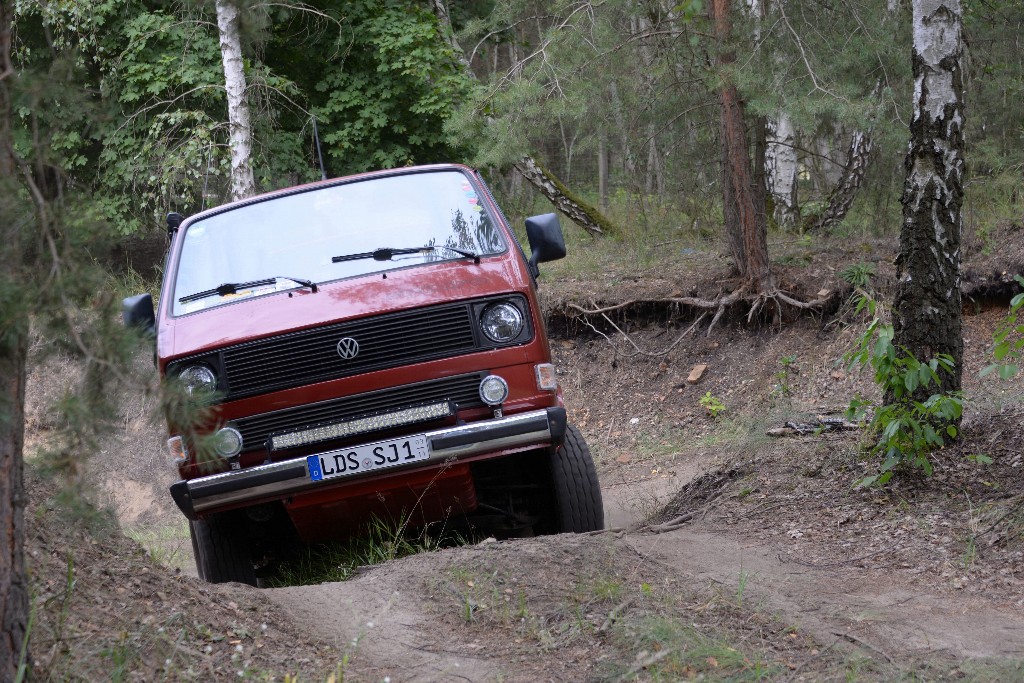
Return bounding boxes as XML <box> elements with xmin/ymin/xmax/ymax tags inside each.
<box><xmin>479</xmin><ymin>375</ymin><xmax>509</xmax><ymax>406</ymax></box>
<box><xmin>179</xmin><ymin>364</ymin><xmax>218</xmax><ymax>396</ymax></box>
<box><xmin>480</xmin><ymin>302</ymin><xmax>524</xmax><ymax>343</ymax></box>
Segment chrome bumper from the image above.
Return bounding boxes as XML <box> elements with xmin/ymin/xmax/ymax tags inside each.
<box><xmin>170</xmin><ymin>407</ymin><xmax>566</xmax><ymax>519</ymax></box>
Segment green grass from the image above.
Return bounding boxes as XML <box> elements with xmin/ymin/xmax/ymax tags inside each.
<box><xmin>615</xmin><ymin>614</ymin><xmax>780</xmax><ymax>682</ymax></box>
<box><xmin>266</xmin><ymin>516</ymin><xmax>468</xmax><ymax>587</ymax></box>
<box><xmin>502</xmin><ymin>188</ymin><xmax>720</xmax><ymax>281</ymax></box>
<box><xmin>126</xmin><ymin>520</ymin><xmax>191</xmax><ymax>571</ymax></box>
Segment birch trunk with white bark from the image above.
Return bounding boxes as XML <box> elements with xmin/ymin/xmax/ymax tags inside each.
<box><xmin>766</xmin><ymin>114</ymin><xmax>798</xmax><ymax>229</ymax></box>
<box><xmin>893</xmin><ymin>0</ymin><xmax>965</xmax><ymax>399</ymax></box>
<box><xmin>216</xmin><ymin>0</ymin><xmax>256</xmax><ymax>202</ymax></box>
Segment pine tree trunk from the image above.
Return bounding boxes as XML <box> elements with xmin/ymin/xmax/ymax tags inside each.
<box><xmin>216</xmin><ymin>0</ymin><xmax>256</xmax><ymax>201</ymax></box>
<box><xmin>893</xmin><ymin>0</ymin><xmax>965</xmax><ymax>400</ymax></box>
<box><xmin>0</xmin><ymin>4</ymin><xmax>30</xmax><ymax>675</ymax></box>
<box><xmin>711</xmin><ymin>0</ymin><xmax>773</xmax><ymax>292</ymax></box>
<box><xmin>428</xmin><ymin>0</ymin><xmax>616</xmax><ymax>236</ymax></box>
<box><xmin>598</xmin><ymin>136</ymin><xmax>609</xmax><ymax>210</ymax></box>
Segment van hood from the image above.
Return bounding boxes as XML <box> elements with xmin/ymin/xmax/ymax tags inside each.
<box><xmin>158</xmin><ymin>256</ymin><xmax>530</xmax><ymax>363</ymax></box>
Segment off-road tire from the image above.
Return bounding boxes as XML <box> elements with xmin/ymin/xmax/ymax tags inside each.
<box><xmin>551</xmin><ymin>424</ymin><xmax>604</xmax><ymax>532</ymax></box>
<box><xmin>191</xmin><ymin>512</ymin><xmax>257</xmax><ymax>585</ymax></box>
<box><xmin>189</xmin><ymin>521</ymin><xmax>205</xmax><ymax>581</ymax></box>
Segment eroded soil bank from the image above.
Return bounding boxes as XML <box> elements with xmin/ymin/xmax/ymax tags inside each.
<box><xmin>23</xmin><ymin>232</ymin><xmax>1024</xmax><ymax>681</ymax></box>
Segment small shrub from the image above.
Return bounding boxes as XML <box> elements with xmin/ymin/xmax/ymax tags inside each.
<box><xmin>839</xmin><ymin>262</ymin><xmax>876</xmax><ymax>289</ymax></box>
<box><xmin>698</xmin><ymin>391</ymin><xmax>726</xmax><ymax>418</ymax></box>
<box><xmin>981</xmin><ymin>275</ymin><xmax>1024</xmax><ymax>380</ymax></box>
<box><xmin>845</xmin><ymin>297</ymin><xmax>962</xmax><ymax>486</ymax></box>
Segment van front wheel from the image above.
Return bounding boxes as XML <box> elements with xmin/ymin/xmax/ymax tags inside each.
<box><xmin>550</xmin><ymin>425</ymin><xmax>604</xmax><ymax>533</ymax></box>
<box><xmin>190</xmin><ymin>512</ymin><xmax>257</xmax><ymax>586</ymax></box>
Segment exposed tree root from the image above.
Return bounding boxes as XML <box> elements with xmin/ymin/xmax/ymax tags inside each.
<box><xmin>563</xmin><ymin>286</ymin><xmax>835</xmax><ymax>339</ymax></box>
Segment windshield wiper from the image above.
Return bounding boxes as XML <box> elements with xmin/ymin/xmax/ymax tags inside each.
<box><xmin>434</xmin><ymin>245</ymin><xmax>481</xmax><ymax>264</ymax></box>
<box><xmin>331</xmin><ymin>246</ymin><xmax>480</xmax><ymax>265</ymax></box>
<box><xmin>179</xmin><ymin>275</ymin><xmax>318</xmax><ymax>304</ymax></box>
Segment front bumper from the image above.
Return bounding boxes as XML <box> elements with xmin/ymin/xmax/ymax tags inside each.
<box><xmin>170</xmin><ymin>407</ymin><xmax>566</xmax><ymax>519</ymax></box>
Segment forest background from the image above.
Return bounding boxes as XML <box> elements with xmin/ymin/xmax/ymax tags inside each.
<box><xmin>2</xmin><ymin>0</ymin><xmax>1022</xmax><ymax>676</ymax></box>
<box><xmin>10</xmin><ymin>0</ymin><xmax>1021</xmax><ymax>246</ymax></box>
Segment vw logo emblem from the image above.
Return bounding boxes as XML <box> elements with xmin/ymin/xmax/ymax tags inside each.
<box><xmin>336</xmin><ymin>337</ymin><xmax>360</xmax><ymax>360</ymax></box>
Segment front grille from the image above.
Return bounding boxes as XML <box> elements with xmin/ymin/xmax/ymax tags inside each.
<box><xmin>234</xmin><ymin>373</ymin><xmax>485</xmax><ymax>453</ymax></box>
<box><xmin>221</xmin><ymin>302</ymin><xmax>477</xmax><ymax>400</ymax></box>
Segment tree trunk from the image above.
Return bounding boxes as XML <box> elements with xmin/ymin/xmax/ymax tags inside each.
<box><xmin>711</xmin><ymin>0</ymin><xmax>773</xmax><ymax>292</ymax></box>
<box><xmin>893</xmin><ymin>0</ymin><xmax>965</xmax><ymax>400</ymax></box>
<box><xmin>766</xmin><ymin>113</ymin><xmax>798</xmax><ymax>230</ymax></box>
<box><xmin>514</xmin><ymin>156</ymin><xmax>616</xmax><ymax>235</ymax></box>
<box><xmin>216</xmin><ymin>0</ymin><xmax>256</xmax><ymax>201</ymax></box>
<box><xmin>807</xmin><ymin>130</ymin><xmax>874</xmax><ymax>234</ymax></box>
<box><xmin>0</xmin><ymin>3</ymin><xmax>30</xmax><ymax>676</ymax></box>
<box><xmin>598</xmin><ymin>136</ymin><xmax>609</xmax><ymax>211</ymax></box>
<box><xmin>428</xmin><ymin>0</ymin><xmax>616</xmax><ymax>236</ymax></box>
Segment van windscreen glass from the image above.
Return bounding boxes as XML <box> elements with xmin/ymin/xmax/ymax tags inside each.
<box><xmin>172</xmin><ymin>171</ymin><xmax>505</xmax><ymax>315</ymax></box>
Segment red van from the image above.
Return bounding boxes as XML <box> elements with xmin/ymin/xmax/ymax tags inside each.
<box><xmin>123</xmin><ymin>164</ymin><xmax>603</xmax><ymax>584</ymax></box>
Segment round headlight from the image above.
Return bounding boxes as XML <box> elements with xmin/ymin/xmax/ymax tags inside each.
<box><xmin>480</xmin><ymin>302</ymin><xmax>524</xmax><ymax>343</ymax></box>
<box><xmin>213</xmin><ymin>426</ymin><xmax>243</xmax><ymax>458</ymax></box>
<box><xmin>179</xmin><ymin>364</ymin><xmax>217</xmax><ymax>396</ymax></box>
<box><xmin>479</xmin><ymin>375</ymin><xmax>510</xmax><ymax>406</ymax></box>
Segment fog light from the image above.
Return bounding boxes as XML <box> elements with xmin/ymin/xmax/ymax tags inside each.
<box><xmin>479</xmin><ymin>375</ymin><xmax>509</xmax><ymax>406</ymax></box>
<box><xmin>213</xmin><ymin>426</ymin><xmax>243</xmax><ymax>458</ymax></box>
<box><xmin>535</xmin><ymin>363</ymin><xmax>558</xmax><ymax>391</ymax></box>
<box><xmin>167</xmin><ymin>435</ymin><xmax>188</xmax><ymax>464</ymax></box>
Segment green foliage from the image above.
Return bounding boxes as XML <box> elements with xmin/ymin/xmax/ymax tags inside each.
<box><xmin>981</xmin><ymin>275</ymin><xmax>1024</xmax><ymax>380</ymax></box>
<box><xmin>699</xmin><ymin>391</ymin><xmax>726</xmax><ymax>418</ymax></box>
<box><xmin>773</xmin><ymin>355</ymin><xmax>798</xmax><ymax>398</ymax></box>
<box><xmin>311</xmin><ymin>0</ymin><xmax>472</xmax><ymax>173</ymax></box>
<box><xmin>839</xmin><ymin>262</ymin><xmax>876</xmax><ymax>289</ymax></box>
<box><xmin>845</xmin><ymin>300</ymin><xmax>963</xmax><ymax>486</ymax></box>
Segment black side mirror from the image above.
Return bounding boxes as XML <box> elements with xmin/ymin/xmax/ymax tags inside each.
<box><xmin>122</xmin><ymin>293</ymin><xmax>156</xmax><ymax>337</ymax></box>
<box><xmin>525</xmin><ymin>213</ymin><xmax>566</xmax><ymax>276</ymax></box>
<box><xmin>167</xmin><ymin>212</ymin><xmax>184</xmax><ymax>240</ymax></box>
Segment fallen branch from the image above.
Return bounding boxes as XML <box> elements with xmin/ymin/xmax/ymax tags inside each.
<box><xmin>767</xmin><ymin>417</ymin><xmax>858</xmax><ymax>437</ymax></box>
<box><xmin>616</xmin><ymin>648</ymin><xmax>672</xmax><ymax>682</ymax></box>
<box><xmin>598</xmin><ymin>598</ymin><xmax>634</xmax><ymax>633</ymax></box>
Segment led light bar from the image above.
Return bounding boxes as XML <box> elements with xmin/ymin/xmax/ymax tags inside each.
<box><xmin>269</xmin><ymin>401</ymin><xmax>454</xmax><ymax>452</ymax></box>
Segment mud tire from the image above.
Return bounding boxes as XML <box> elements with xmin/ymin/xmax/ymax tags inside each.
<box><xmin>551</xmin><ymin>424</ymin><xmax>604</xmax><ymax>532</ymax></box>
<box><xmin>191</xmin><ymin>512</ymin><xmax>257</xmax><ymax>585</ymax></box>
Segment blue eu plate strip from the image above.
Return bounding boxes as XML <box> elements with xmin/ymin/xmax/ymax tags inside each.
<box><xmin>306</xmin><ymin>455</ymin><xmax>323</xmax><ymax>481</ymax></box>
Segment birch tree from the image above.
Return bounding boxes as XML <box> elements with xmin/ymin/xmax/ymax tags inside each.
<box><xmin>766</xmin><ymin>115</ymin><xmax>798</xmax><ymax>229</ymax></box>
<box><xmin>216</xmin><ymin>0</ymin><xmax>256</xmax><ymax>201</ymax></box>
<box><xmin>893</xmin><ymin>0</ymin><xmax>965</xmax><ymax>400</ymax></box>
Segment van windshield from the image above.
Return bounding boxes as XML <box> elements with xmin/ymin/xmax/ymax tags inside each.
<box><xmin>171</xmin><ymin>170</ymin><xmax>506</xmax><ymax>316</ymax></box>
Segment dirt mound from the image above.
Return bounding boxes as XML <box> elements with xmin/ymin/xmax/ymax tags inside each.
<box><xmin>25</xmin><ymin>475</ymin><xmax>338</xmax><ymax>680</ymax></box>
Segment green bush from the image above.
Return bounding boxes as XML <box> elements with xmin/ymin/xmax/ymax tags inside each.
<box><xmin>845</xmin><ymin>297</ymin><xmax>962</xmax><ymax>486</ymax></box>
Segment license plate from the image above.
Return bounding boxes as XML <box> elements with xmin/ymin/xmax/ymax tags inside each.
<box><xmin>306</xmin><ymin>434</ymin><xmax>429</xmax><ymax>482</ymax></box>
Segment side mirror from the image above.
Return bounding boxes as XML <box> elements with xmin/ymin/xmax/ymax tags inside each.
<box><xmin>524</xmin><ymin>213</ymin><xmax>566</xmax><ymax>276</ymax></box>
<box><xmin>122</xmin><ymin>293</ymin><xmax>156</xmax><ymax>337</ymax></box>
